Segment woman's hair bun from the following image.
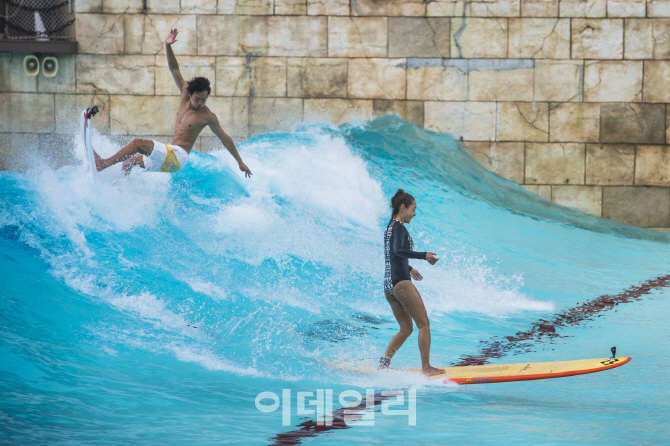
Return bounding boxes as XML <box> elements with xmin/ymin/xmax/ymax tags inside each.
<box><xmin>390</xmin><ymin>189</ymin><xmax>415</xmax><ymax>217</ymax></box>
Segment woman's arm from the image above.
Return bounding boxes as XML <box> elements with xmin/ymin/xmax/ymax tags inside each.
<box><xmin>392</xmin><ymin>224</ymin><xmax>426</xmax><ymax>260</ymax></box>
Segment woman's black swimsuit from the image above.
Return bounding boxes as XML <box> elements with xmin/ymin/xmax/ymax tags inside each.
<box><xmin>383</xmin><ymin>220</ymin><xmax>427</xmax><ymax>296</ymax></box>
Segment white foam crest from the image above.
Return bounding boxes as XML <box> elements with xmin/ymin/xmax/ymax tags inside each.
<box><xmin>229</xmin><ymin>134</ymin><xmax>387</xmax><ymax>229</ymax></box>
<box><xmin>241</xmin><ymin>282</ymin><xmax>325</xmax><ymax>313</ymax></box>
<box><xmin>420</xmin><ymin>254</ymin><xmax>554</xmax><ymax>315</ymax></box>
<box><xmin>185</xmin><ymin>278</ymin><xmax>229</xmax><ymax>301</ymax></box>
<box><xmin>203</xmin><ymin>133</ymin><xmax>386</xmax><ymax>274</ymax></box>
<box><xmin>169</xmin><ymin>344</ymin><xmax>267</xmax><ymax>378</ymax></box>
<box><xmin>32</xmin><ymin>131</ymin><xmax>169</xmax><ymax>237</ymax></box>
<box><xmin>319</xmin><ymin>358</ymin><xmax>459</xmax><ymax>390</ymax></box>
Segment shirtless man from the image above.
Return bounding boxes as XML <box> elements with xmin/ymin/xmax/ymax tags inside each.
<box><xmin>94</xmin><ymin>28</ymin><xmax>252</xmax><ymax>177</ymax></box>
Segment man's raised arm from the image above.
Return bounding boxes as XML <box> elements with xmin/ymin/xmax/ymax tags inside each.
<box><xmin>165</xmin><ymin>28</ymin><xmax>187</xmax><ymax>94</ymax></box>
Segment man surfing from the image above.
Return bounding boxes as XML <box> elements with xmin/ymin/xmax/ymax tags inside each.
<box><xmin>94</xmin><ymin>28</ymin><xmax>252</xmax><ymax>177</ymax></box>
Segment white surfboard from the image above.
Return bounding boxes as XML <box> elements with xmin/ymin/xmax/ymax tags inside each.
<box><xmin>81</xmin><ymin>107</ymin><xmax>99</xmax><ymax>182</ymax></box>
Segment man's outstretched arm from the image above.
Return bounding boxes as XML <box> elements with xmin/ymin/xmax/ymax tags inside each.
<box><xmin>208</xmin><ymin>114</ymin><xmax>253</xmax><ymax>178</ymax></box>
<box><xmin>165</xmin><ymin>28</ymin><xmax>187</xmax><ymax>94</ymax></box>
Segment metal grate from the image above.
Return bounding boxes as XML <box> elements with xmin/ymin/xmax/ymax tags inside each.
<box><xmin>5</xmin><ymin>0</ymin><xmax>75</xmax><ymax>41</ymax></box>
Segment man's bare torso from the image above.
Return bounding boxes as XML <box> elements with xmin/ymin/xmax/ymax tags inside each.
<box><xmin>171</xmin><ymin>93</ymin><xmax>211</xmax><ymax>153</ymax></box>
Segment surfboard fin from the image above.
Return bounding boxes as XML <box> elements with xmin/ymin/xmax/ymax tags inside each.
<box><xmin>85</xmin><ymin>106</ymin><xmax>99</xmax><ymax>120</ymax></box>
<box><xmin>610</xmin><ymin>346</ymin><xmax>616</xmax><ymax>359</ymax></box>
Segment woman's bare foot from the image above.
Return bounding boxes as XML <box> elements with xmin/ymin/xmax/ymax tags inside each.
<box><xmin>422</xmin><ymin>366</ymin><xmax>444</xmax><ymax>377</ymax></box>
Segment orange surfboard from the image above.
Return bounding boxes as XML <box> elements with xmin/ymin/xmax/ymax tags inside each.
<box><xmin>405</xmin><ymin>356</ymin><xmax>631</xmax><ymax>385</ymax></box>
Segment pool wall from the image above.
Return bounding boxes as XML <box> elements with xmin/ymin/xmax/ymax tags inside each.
<box><xmin>1</xmin><ymin>0</ymin><xmax>670</xmax><ymax>228</ymax></box>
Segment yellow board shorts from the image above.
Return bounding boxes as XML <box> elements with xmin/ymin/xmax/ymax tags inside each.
<box><xmin>142</xmin><ymin>141</ymin><xmax>188</xmax><ymax>173</ymax></box>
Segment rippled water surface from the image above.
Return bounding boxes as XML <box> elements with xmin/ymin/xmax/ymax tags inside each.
<box><xmin>2</xmin><ymin>116</ymin><xmax>669</xmax><ymax>445</ymax></box>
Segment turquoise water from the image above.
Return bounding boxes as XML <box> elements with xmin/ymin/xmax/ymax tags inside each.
<box><xmin>1</xmin><ymin>116</ymin><xmax>669</xmax><ymax>445</ymax></box>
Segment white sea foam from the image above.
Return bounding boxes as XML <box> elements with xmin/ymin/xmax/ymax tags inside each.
<box><xmin>4</xmin><ymin>124</ymin><xmax>555</xmax><ymax>384</ymax></box>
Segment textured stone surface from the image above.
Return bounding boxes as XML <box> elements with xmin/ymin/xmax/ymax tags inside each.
<box><xmin>534</xmin><ymin>60</ymin><xmax>583</xmax><ymax>102</ymax></box>
<box><xmin>75</xmin><ymin>0</ymin><xmax>102</xmax><ymax>13</ymax></box>
<box><xmin>268</xmin><ymin>17</ymin><xmax>328</xmax><ymax>57</ymax></box>
<box><xmin>603</xmin><ymin>187</ymin><xmax>670</xmax><ymax>227</ymax></box>
<box><xmin>648</xmin><ymin>0</ymin><xmax>670</xmax><ymax>17</ymax></box>
<box><xmin>600</xmin><ymin>103</ymin><xmax>666</xmax><ymax>144</ymax></box>
<box><xmin>156</xmin><ymin>56</ymin><xmax>216</xmax><ymax>96</ymax></box>
<box><xmin>76</xmin><ymin>55</ymin><xmax>155</xmax><ymax>95</ymax></box>
<box><xmin>214</xmin><ymin>57</ymin><xmax>249</xmax><ymax>97</ymax></box>
<box><xmin>497</xmin><ymin>102</ymin><xmax>549</xmax><ymax>142</ymax></box>
<box><xmin>0</xmin><ymin>93</ymin><xmax>54</xmax><ymax>133</ymax></box>
<box><xmin>146</xmin><ymin>0</ymin><xmax>180</xmax><ymax>13</ymax></box>
<box><xmin>424</xmin><ymin>102</ymin><xmax>497</xmax><ymax>141</ymax></box>
<box><xmin>227</xmin><ymin>0</ymin><xmax>274</xmax><ymax>14</ymax></box>
<box><xmin>328</xmin><ymin>17</ymin><xmax>388</xmax><ymax>57</ymax></box>
<box><xmin>427</xmin><ymin>0</ymin><xmax>465</xmax><ymax>16</ymax></box>
<box><xmin>352</xmin><ymin>0</ymin><xmax>426</xmax><ymax>16</ymax></box>
<box><xmin>625</xmin><ymin>19</ymin><xmax>670</xmax><ymax>59</ymax></box>
<box><xmin>216</xmin><ymin>57</ymin><xmax>286</xmax><ymax>98</ymax></box>
<box><xmin>308</xmin><ymin>0</ymin><xmax>349</xmax><ymax>15</ymax></box>
<box><xmin>347</xmin><ymin>59</ymin><xmax>406</xmax><ymax>100</ymax></box>
<box><xmin>76</xmin><ymin>14</ymin><xmax>125</xmax><ymax>54</ymax></box>
<box><xmin>525</xmin><ymin>143</ymin><xmax>585</xmax><ymax>184</ymax></box>
<box><xmin>523</xmin><ymin>184</ymin><xmax>553</xmax><ymax>200</ymax></box>
<box><xmin>608</xmin><ymin>1</ymin><xmax>646</xmax><ymax>17</ymax></box>
<box><xmin>462</xmin><ymin>142</ymin><xmax>525</xmax><ymax>183</ymax></box>
<box><xmin>559</xmin><ymin>1</ymin><xmax>607</xmax><ymax>17</ymax></box>
<box><xmin>549</xmin><ymin>103</ymin><xmax>600</xmax><ymax>143</ymax></box>
<box><xmin>373</xmin><ymin>100</ymin><xmax>424</xmax><ymax>127</ymax></box>
<box><xmin>508</xmin><ymin>19</ymin><xmax>570</xmax><ymax>58</ymax></box>
<box><xmin>521</xmin><ymin>0</ymin><xmax>559</xmax><ymax>16</ymax></box>
<box><xmin>468</xmin><ymin>67</ymin><xmax>533</xmax><ymax>101</ymax></box>
<box><xmin>635</xmin><ymin>145</ymin><xmax>670</xmax><ymax>186</ymax></box>
<box><xmin>55</xmin><ymin>93</ymin><xmax>111</xmax><ymax>134</ymax></box>
<box><xmin>125</xmin><ymin>15</ymin><xmax>196</xmax><ymax>56</ymax></box>
<box><xmin>38</xmin><ymin>55</ymin><xmax>76</xmax><ymax>94</ymax></box>
<box><xmin>103</xmin><ymin>0</ymin><xmax>143</xmax><ymax>13</ymax></box>
<box><xmin>110</xmin><ymin>96</ymin><xmax>179</xmax><ymax>135</ymax></box>
<box><xmin>644</xmin><ymin>61</ymin><xmax>670</xmax><ymax>103</ymax></box>
<box><xmin>275</xmin><ymin>0</ymin><xmax>307</xmax><ymax>14</ymax></box>
<box><xmin>287</xmin><ymin>58</ymin><xmax>348</xmax><ymax>98</ymax></box>
<box><xmin>585</xmin><ymin>144</ymin><xmax>635</xmax><ymax>185</ymax></box>
<box><xmin>583</xmin><ymin>61</ymin><xmax>643</xmax><ymax>102</ymax></box>
<box><xmin>469</xmin><ymin>0</ymin><xmax>521</xmax><ymax>17</ymax></box>
<box><xmin>197</xmin><ymin>15</ymin><xmax>240</xmax><ymax>56</ymax></box>
<box><xmin>0</xmin><ymin>53</ymin><xmax>37</xmax><ymax>92</ymax></box>
<box><xmin>201</xmin><ymin>97</ymin><xmax>249</xmax><ymax>138</ymax></box>
<box><xmin>181</xmin><ymin>0</ymin><xmax>217</xmax><ymax>14</ymax></box>
<box><xmin>389</xmin><ymin>18</ymin><xmax>450</xmax><ymax>58</ymax></box>
<box><xmin>304</xmin><ymin>99</ymin><xmax>373</xmax><ymax>125</ymax></box>
<box><xmin>552</xmin><ymin>185</ymin><xmax>602</xmax><ymax>215</ymax></box>
<box><xmin>239</xmin><ymin>16</ymin><xmax>270</xmax><ymax>56</ymax></box>
<box><xmin>572</xmin><ymin>19</ymin><xmax>624</xmax><ymax>59</ymax></box>
<box><xmin>406</xmin><ymin>64</ymin><xmax>467</xmax><ymax>101</ymax></box>
<box><xmin>249</xmin><ymin>98</ymin><xmax>303</xmax><ymax>134</ymax></box>
<box><xmin>451</xmin><ymin>18</ymin><xmax>508</xmax><ymax>58</ymax></box>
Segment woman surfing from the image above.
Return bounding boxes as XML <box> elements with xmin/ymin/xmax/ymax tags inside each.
<box><xmin>381</xmin><ymin>190</ymin><xmax>443</xmax><ymax>377</ymax></box>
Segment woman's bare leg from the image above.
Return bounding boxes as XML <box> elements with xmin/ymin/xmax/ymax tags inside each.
<box><xmin>392</xmin><ymin>281</ymin><xmax>443</xmax><ymax>376</ymax></box>
<box><xmin>382</xmin><ymin>292</ymin><xmax>413</xmax><ymax>362</ymax></box>
<box><xmin>96</xmin><ymin>139</ymin><xmax>154</xmax><ymax>171</ymax></box>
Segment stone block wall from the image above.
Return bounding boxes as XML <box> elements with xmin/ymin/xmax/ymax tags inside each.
<box><xmin>2</xmin><ymin>0</ymin><xmax>670</xmax><ymax>228</ymax></box>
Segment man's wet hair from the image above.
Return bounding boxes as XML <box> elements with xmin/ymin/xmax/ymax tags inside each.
<box><xmin>187</xmin><ymin>77</ymin><xmax>211</xmax><ymax>96</ymax></box>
